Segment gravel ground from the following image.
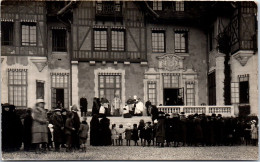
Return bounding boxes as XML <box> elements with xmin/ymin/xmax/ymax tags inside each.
<box><xmin>2</xmin><ymin>146</ymin><xmax>258</xmax><ymax>160</ymax></box>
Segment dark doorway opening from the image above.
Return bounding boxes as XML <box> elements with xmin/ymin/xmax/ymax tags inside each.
<box><xmin>56</xmin><ymin>89</ymin><xmax>64</xmax><ymax>109</ymax></box>
<box><xmin>164</xmin><ymin>88</ymin><xmax>179</xmax><ymax>106</ymax></box>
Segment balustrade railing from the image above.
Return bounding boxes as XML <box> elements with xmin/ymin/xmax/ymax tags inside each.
<box><xmin>157</xmin><ymin>105</ymin><xmax>234</xmax><ymax>117</ymax></box>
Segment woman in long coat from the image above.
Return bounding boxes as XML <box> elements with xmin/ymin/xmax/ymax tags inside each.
<box><xmin>23</xmin><ymin>108</ymin><xmax>33</xmax><ymax>151</ymax></box>
<box><xmin>52</xmin><ymin>109</ymin><xmax>64</xmax><ymax>151</ymax></box>
<box><xmin>2</xmin><ymin>103</ymin><xmax>23</xmax><ymax>152</ymax></box>
<box><xmin>156</xmin><ymin>112</ymin><xmax>166</xmax><ymax>147</ymax></box>
<box><xmin>32</xmin><ymin>99</ymin><xmax>48</xmax><ymax>153</ymax></box>
<box><xmin>100</xmin><ymin>115</ymin><xmax>112</xmax><ymax>146</ymax></box>
<box><xmin>90</xmin><ymin>114</ymin><xmax>101</xmax><ymax>146</ymax></box>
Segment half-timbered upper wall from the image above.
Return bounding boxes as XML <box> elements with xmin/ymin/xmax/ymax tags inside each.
<box><xmin>229</xmin><ymin>2</ymin><xmax>257</xmax><ymax>54</ymax></box>
<box><xmin>72</xmin><ymin>1</ymin><xmax>147</xmax><ymax>62</ymax></box>
<box><xmin>1</xmin><ymin>1</ymin><xmax>47</xmax><ymax>56</ymax></box>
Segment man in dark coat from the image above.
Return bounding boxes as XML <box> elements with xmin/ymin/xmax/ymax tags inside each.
<box><xmin>90</xmin><ymin>114</ymin><xmax>101</xmax><ymax>146</ymax></box>
<box><xmin>92</xmin><ymin>97</ymin><xmax>100</xmax><ymax>116</ymax></box>
<box><xmin>172</xmin><ymin>113</ymin><xmax>181</xmax><ymax>147</ymax></box>
<box><xmin>100</xmin><ymin>115</ymin><xmax>112</xmax><ymax>146</ymax></box>
<box><xmin>71</xmin><ymin>105</ymin><xmax>80</xmax><ymax>149</ymax></box>
<box><xmin>145</xmin><ymin>100</ymin><xmax>152</xmax><ymax>116</ymax></box>
<box><xmin>80</xmin><ymin>97</ymin><xmax>88</xmax><ymax>117</ymax></box>
<box><xmin>61</xmin><ymin>108</ymin><xmax>67</xmax><ymax>147</ymax></box>
<box><xmin>52</xmin><ymin>108</ymin><xmax>64</xmax><ymax>151</ymax></box>
<box><xmin>179</xmin><ymin>112</ymin><xmax>187</xmax><ymax>146</ymax></box>
<box><xmin>23</xmin><ymin>108</ymin><xmax>33</xmax><ymax>151</ymax></box>
<box><xmin>151</xmin><ymin>105</ymin><xmax>159</xmax><ymax>123</ymax></box>
<box><xmin>2</xmin><ymin>103</ymin><xmax>23</xmax><ymax>152</ymax></box>
<box><xmin>165</xmin><ymin>114</ymin><xmax>173</xmax><ymax>146</ymax></box>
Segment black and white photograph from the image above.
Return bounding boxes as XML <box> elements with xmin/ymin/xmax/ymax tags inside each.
<box><xmin>0</xmin><ymin>0</ymin><xmax>259</xmax><ymax>160</ymax></box>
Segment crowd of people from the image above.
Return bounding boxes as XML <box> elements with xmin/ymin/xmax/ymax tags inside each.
<box><xmin>2</xmin><ymin>99</ymin><xmax>258</xmax><ymax>154</ymax></box>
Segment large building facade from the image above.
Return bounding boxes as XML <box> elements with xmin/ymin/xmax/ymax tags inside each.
<box><xmin>1</xmin><ymin>1</ymin><xmax>258</xmax><ymax>116</ymax></box>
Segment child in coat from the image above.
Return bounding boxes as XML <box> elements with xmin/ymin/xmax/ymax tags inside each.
<box><xmin>132</xmin><ymin>124</ymin><xmax>139</xmax><ymax>146</ymax></box>
<box><xmin>125</xmin><ymin>123</ymin><xmax>132</xmax><ymax>146</ymax></box>
<box><xmin>65</xmin><ymin>112</ymin><xmax>75</xmax><ymax>152</ymax></box>
<box><xmin>143</xmin><ymin>122</ymin><xmax>152</xmax><ymax>147</ymax></box>
<box><xmin>111</xmin><ymin>124</ymin><xmax>118</xmax><ymax>146</ymax></box>
<box><xmin>79</xmin><ymin>117</ymin><xmax>89</xmax><ymax>151</ymax></box>
<box><xmin>117</xmin><ymin>124</ymin><xmax>125</xmax><ymax>146</ymax></box>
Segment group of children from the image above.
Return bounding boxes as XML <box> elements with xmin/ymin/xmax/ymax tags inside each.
<box><xmin>111</xmin><ymin>120</ymin><xmax>156</xmax><ymax>147</ymax></box>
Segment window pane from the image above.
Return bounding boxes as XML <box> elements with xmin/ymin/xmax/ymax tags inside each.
<box><xmin>21</xmin><ymin>23</ymin><xmax>37</xmax><ymax>46</ymax></box>
<box><xmin>152</xmin><ymin>31</ymin><xmax>165</xmax><ymax>52</ymax></box>
<box><xmin>94</xmin><ymin>29</ymin><xmax>107</xmax><ymax>50</ymax></box>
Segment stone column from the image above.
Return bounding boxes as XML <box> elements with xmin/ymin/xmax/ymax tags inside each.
<box><xmin>215</xmin><ymin>53</ymin><xmax>225</xmax><ymax>105</ymax></box>
<box><xmin>71</xmin><ymin>61</ymin><xmax>79</xmax><ymax>107</ymax></box>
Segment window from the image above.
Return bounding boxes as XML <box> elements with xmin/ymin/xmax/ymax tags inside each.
<box><xmin>148</xmin><ymin>82</ymin><xmax>157</xmax><ymax>105</ymax></box>
<box><xmin>231</xmin><ymin>82</ymin><xmax>239</xmax><ymax>104</ymax></box>
<box><xmin>52</xmin><ymin>29</ymin><xmax>67</xmax><ymax>52</ymax></box>
<box><xmin>239</xmin><ymin>75</ymin><xmax>249</xmax><ymax>104</ymax></box>
<box><xmin>98</xmin><ymin>74</ymin><xmax>121</xmax><ymax>104</ymax></box>
<box><xmin>186</xmin><ymin>82</ymin><xmax>195</xmax><ymax>106</ymax></box>
<box><xmin>36</xmin><ymin>80</ymin><xmax>45</xmax><ymax>99</ymax></box>
<box><xmin>152</xmin><ymin>30</ymin><xmax>165</xmax><ymax>52</ymax></box>
<box><xmin>21</xmin><ymin>22</ymin><xmax>36</xmax><ymax>46</ymax></box>
<box><xmin>163</xmin><ymin>74</ymin><xmax>179</xmax><ymax>88</ymax></box>
<box><xmin>209</xmin><ymin>27</ymin><xmax>214</xmax><ymax>51</ymax></box>
<box><xmin>175</xmin><ymin>31</ymin><xmax>188</xmax><ymax>53</ymax></box>
<box><xmin>1</xmin><ymin>22</ymin><xmax>13</xmax><ymax>45</ymax></box>
<box><xmin>94</xmin><ymin>29</ymin><xmax>107</xmax><ymax>51</ymax></box>
<box><xmin>153</xmin><ymin>1</ymin><xmax>163</xmax><ymax>10</ymax></box>
<box><xmin>51</xmin><ymin>73</ymin><xmax>69</xmax><ymax>109</ymax></box>
<box><xmin>8</xmin><ymin>69</ymin><xmax>27</xmax><ymax>107</ymax></box>
<box><xmin>111</xmin><ymin>29</ymin><xmax>125</xmax><ymax>51</ymax></box>
<box><xmin>175</xmin><ymin>1</ymin><xmax>184</xmax><ymax>11</ymax></box>
<box><xmin>208</xmin><ymin>72</ymin><xmax>216</xmax><ymax>105</ymax></box>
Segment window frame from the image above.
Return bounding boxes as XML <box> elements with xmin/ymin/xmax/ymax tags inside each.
<box><xmin>51</xmin><ymin>73</ymin><xmax>69</xmax><ymax>109</ymax></box>
<box><xmin>93</xmin><ymin>28</ymin><xmax>108</xmax><ymax>51</ymax></box>
<box><xmin>174</xmin><ymin>30</ymin><xmax>188</xmax><ymax>53</ymax></box>
<box><xmin>231</xmin><ymin>82</ymin><xmax>240</xmax><ymax>104</ymax></box>
<box><xmin>239</xmin><ymin>75</ymin><xmax>250</xmax><ymax>104</ymax></box>
<box><xmin>21</xmin><ymin>22</ymin><xmax>37</xmax><ymax>47</ymax></box>
<box><xmin>152</xmin><ymin>30</ymin><xmax>165</xmax><ymax>53</ymax></box>
<box><xmin>52</xmin><ymin>29</ymin><xmax>67</xmax><ymax>52</ymax></box>
<box><xmin>98</xmin><ymin>74</ymin><xmax>122</xmax><ymax>103</ymax></box>
<box><xmin>36</xmin><ymin>80</ymin><xmax>45</xmax><ymax>99</ymax></box>
<box><xmin>175</xmin><ymin>1</ymin><xmax>185</xmax><ymax>11</ymax></box>
<box><xmin>186</xmin><ymin>82</ymin><xmax>195</xmax><ymax>106</ymax></box>
<box><xmin>147</xmin><ymin>81</ymin><xmax>157</xmax><ymax>106</ymax></box>
<box><xmin>111</xmin><ymin>29</ymin><xmax>125</xmax><ymax>52</ymax></box>
<box><xmin>1</xmin><ymin>21</ymin><xmax>14</xmax><ymax>46</ymax></box>
<box><xmin>152</xmin><ymin>1</ymin><xmax>163</xmax><ymax>11</ymax></box>
<box><xmin>8</xmin><ymin>69</ymin><xmax>28</xmax><ymax>108</ymax></box>
<box><xmin>163</xmin><ymin>74</ymin><xmax>179</xmax><ymax>88</ymax></box>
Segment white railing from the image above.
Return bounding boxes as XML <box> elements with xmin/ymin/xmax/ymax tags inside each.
<box><xmin>157</xmin><ymin>105</ymin><xmax>235</xmax><ymax>117</ymax></box>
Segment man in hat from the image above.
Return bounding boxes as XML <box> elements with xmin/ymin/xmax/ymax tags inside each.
<box><xmin>32</xmin><ymin>99</ymin><xmax>48</xmax><ymax>153</ymax></box>
<box><xmin>71</xmin><ymin>104</ymin><xmax>81</xmax><ymax>149</ymax></box>
<box><xmin>52</xmin><ymin>108</ymin><xmax>64</xmax><ymax>151</ymax></box>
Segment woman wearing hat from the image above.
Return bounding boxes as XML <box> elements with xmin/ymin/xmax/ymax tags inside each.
<box><xmin>32</xmin><ymin>99</ymin><xmax>48</xmax><ymax>153</ymax></box>
<box><xmin>250</xmin><ymin>120</ymin><xmax>258</xmax><ymax>146</ymax></box>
